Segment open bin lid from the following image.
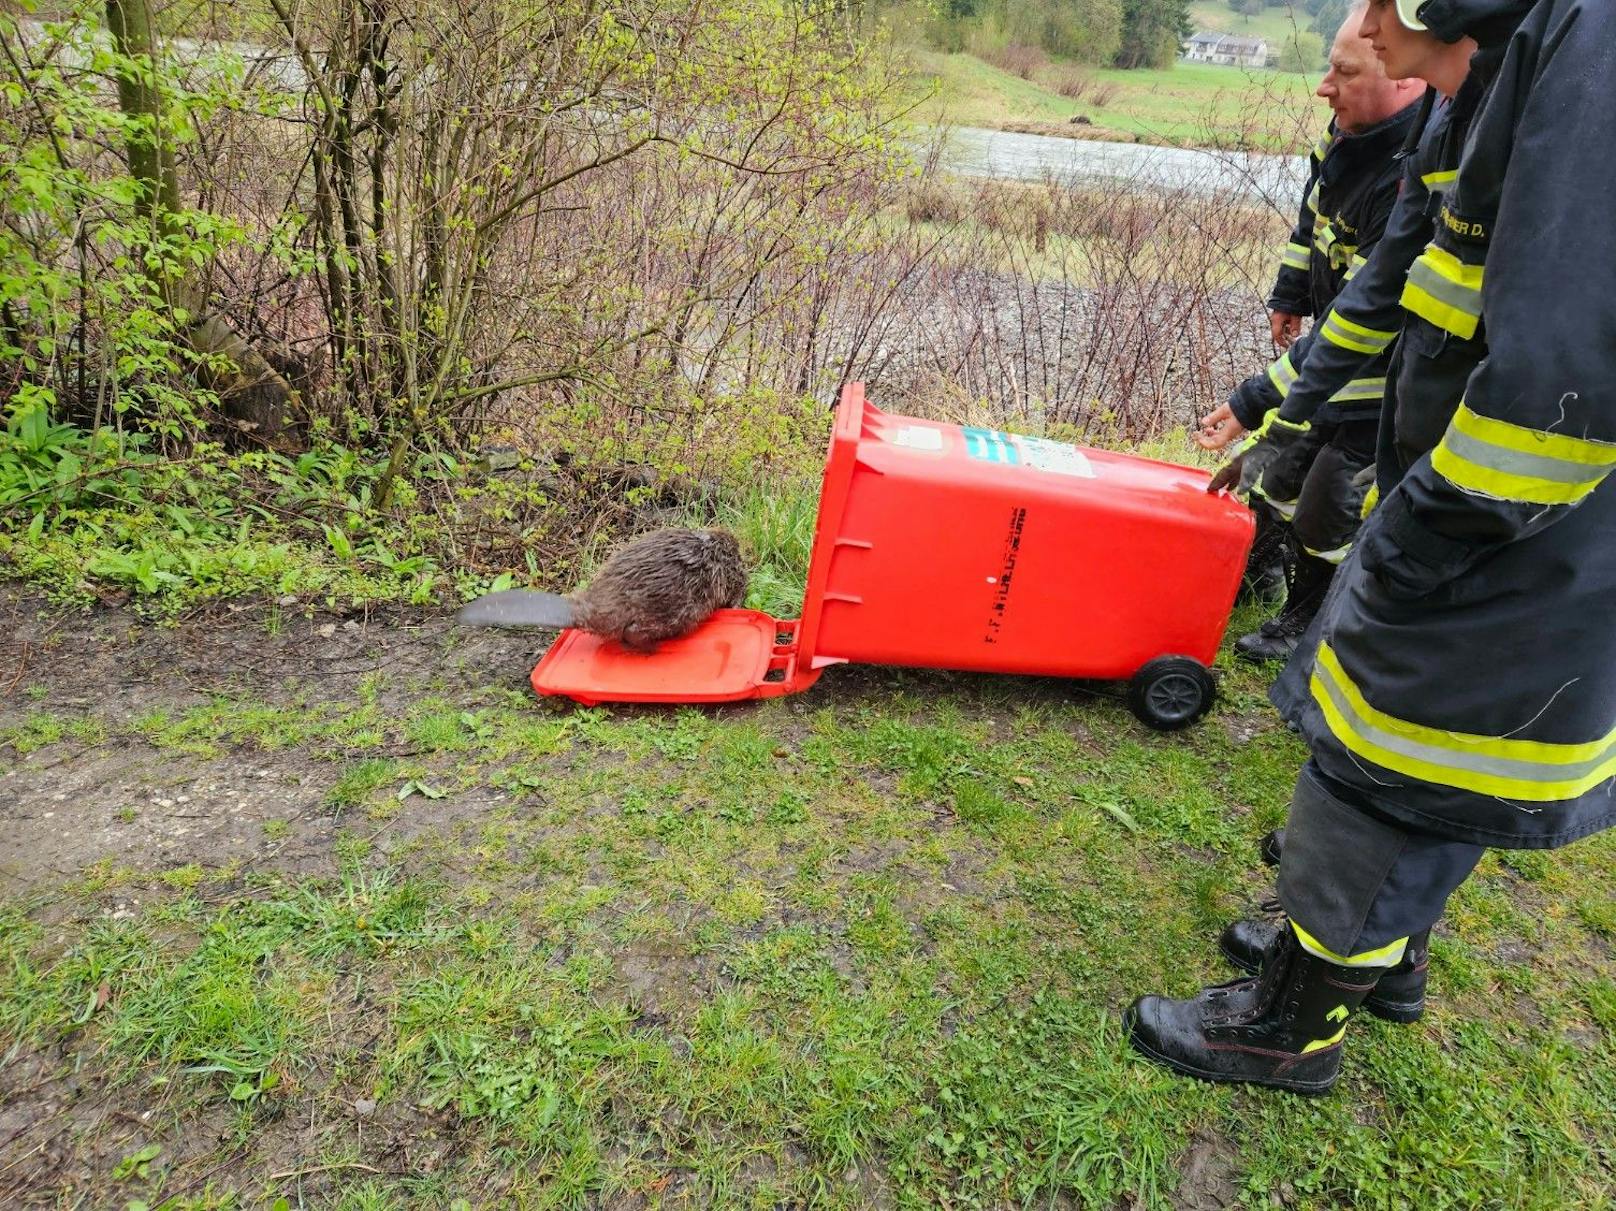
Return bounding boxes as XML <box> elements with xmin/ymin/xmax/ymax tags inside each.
<box><xmin>530</xmin><ymin>609</ymin><xmax>810</xmax><ymax>705</ymax></box>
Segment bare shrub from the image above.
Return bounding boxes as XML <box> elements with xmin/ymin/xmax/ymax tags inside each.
<box><xmin>1091</xmin><ymin>81</ymin><xmax>1122</xmax><ymax>108</ymax></box>
<box><xmin>906</xmin><ymin>180</ymin><xmax>969</xmax><ymax>225</ymax></box>
<box><xmin>972</xmin><ymin>181</ymin><xmax>1055</xmax><ymax>243</ymax></box>
<box><xmin>981</xmin><ymin>43</ymin><xmax>1049</xmax><ymax>81</ymax></box>
<box><xmin>1048</xmin><ymin>65</ymin><xmax>1092</xmax><ymax>100</ymax></box>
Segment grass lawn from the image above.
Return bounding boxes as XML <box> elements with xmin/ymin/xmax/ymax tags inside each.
<box><xmin>903</xmin><ymin>49</ymin><xmax>1321</xmax><ymax>151</ymax></box>
<box><xmin>3</xmin><ymin>553</ymin><xmax>1614</xmax><ymax>1206</ymax></box>
<box><xmin>1188</xmin><ymin>0</ymin><xmax>1324</xmax><ymax>48</ymax></box>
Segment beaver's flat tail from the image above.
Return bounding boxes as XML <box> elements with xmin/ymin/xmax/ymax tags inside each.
<box><xmin>456</xmin><ymin>590</ymin><xmax>575</xmax><ymax>629</ymax></box>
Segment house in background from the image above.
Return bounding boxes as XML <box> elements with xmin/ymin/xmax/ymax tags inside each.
<box><xmin>1181</xmin><ymin>32</ymin><xmax>1271</xmax><ymax>68</ymax></box>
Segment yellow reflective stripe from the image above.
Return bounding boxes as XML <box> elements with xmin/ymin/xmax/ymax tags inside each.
<box><xmin>1433</xmin><ymin>403</ymin><xmax>1616</xmax><ymax>506</ymax></box>
<box><xmin>1403</xmin><ymin>284</ymin><xmax>1478</xmax><ymax>339</ymax></box>
<box><xmin>1267</xmin><ymin>350</ymin><xmax>1299</xmax><ymax>396</ymax></box>
<box><xmin>1311</xmin><ymin>642</ymin><xmax>1616</xmax><ymax>801</ymax></box>
<box><xmin>1328</xmin><ymin>376</ymin><xmax>1385</xmax><ymax>403</ymax></box>
<box><xmin>1302</xmin><ymin>1026</ymin><xmax>1347</xmax><ymax>1054</ymax></box>
<box><xmin>1279</xmin><ymin>241</ymin><xmax>1311</xmax><ymax>272</ymax></box>
<box><xmin>1303</xmin><ymin>541</ymin><xmax>1353</xmax><ymax>565</ymax></box>
<box><xmin>1360</xmin><ymin>481</ymin><xmax>1379</xmax><ymax>519</ymax></box>
<box><xmin>1320</xmin><ymin>311</ymin><xmax>1396</xmax><ymax>355</ymax></box>
<box><xmin>1401</xmin><ymin>245</ymin><xmax>1484</xmax><ymax>340</ymax></box>
<box><xmin>1344</xmin><ymin>253</ymin><xmax>1368</xmax><ymax>281</ymax></box>
<box><xmin>1306</xmin><ymin>182</ymin><xmax>1320</xmax><ymax>216</ymax></box>
<box><xmin>1248</xmin><ymin>479</ymin><xmax>1298</xmax><ymax>516</ymax></box>
<box><xmin>1421</xmin><ymin>168</ymin><xmax>1458</xmax><ymax>192</ymax></box>
<box><xmin>1292</xmin><ymin>921</ymin><xmax>1407</xmax><ymax>968</ymax></box>
<box><xmin>1314</xmin><ymin>221</ymin><xmax>1337</xmax><ymax>257</ymax></box>
<box><xmin>1313</xmin><ymin>131</ymin><xmax>1333</xmax><ymax>161</ymax></box>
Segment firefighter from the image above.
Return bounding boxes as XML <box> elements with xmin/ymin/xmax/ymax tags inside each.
<box><xmin>1197</xmin><ymin>12</ymin><xmax>1424</xmax><ymax>659</ymax></box>
<box><xmin>1128</xmin><ymin>0</ymin><xmax>1615</xmax><ymax>1094</ymax></box>
<box><xmin>1208</xmin><ymin>0</ymin><xmax>1508</xmax><ymax>1021</ymax></box>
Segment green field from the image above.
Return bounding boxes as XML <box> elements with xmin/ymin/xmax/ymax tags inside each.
<box><xmin>1189</xmin><ymin>0</ymin><xmax>1325</xmax><ymax>46</ymax></box>
<box><xmin>905</xmin><ymin>49</ymin><xmax>1320</xmax><ymax>150</ymax></box>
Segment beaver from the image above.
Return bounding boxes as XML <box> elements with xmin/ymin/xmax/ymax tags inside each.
<box><xmin>457</xmin><ymin>527</ymin><xmax>749</xmax><ymax>651</ymax></box>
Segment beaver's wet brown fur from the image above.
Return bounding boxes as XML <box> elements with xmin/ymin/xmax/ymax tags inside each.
<box><xmin>570</xmin><ymin>527</ymin><xmax>748</xmax><ymax>651</ymax></box>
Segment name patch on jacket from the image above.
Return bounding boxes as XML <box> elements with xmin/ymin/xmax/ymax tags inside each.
<box><xmin>1439</xmin><ymin>204</ymin><xmax>1489</xmax><ymax>246</ymax></box>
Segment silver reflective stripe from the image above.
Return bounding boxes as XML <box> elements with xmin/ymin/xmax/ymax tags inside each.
<box><xmin>1268</xmin><ymin>353</ymin><xmax>1299</xmax><ymax>396</ymax></box>
<box><xmin>1319</xmin><ymin>313</ymin><xmax>1395</xmax><ymax>352</ymax></box>
<box><xmin>1329</xmin><ymin>377</ymin><xmax>1386</xmax><ymax>402</ymax></box>
<box><xmin>1313</xmin><ymin>659</ymin><xmax>1616</xmax><ymax>785</ymax></box>
<box><xmin>1442</xmin><ymin>427</ymin><xmax>1608</xmax><ymax>486</ymax></box>
<box><xmin>1405</xmin><ymin>259</ymin><xmax>1481</xmax><ymax>319</ymax></box>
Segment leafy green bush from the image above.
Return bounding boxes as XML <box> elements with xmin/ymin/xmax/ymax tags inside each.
<box><xmin>0</xmin><ymin>393</ymin><xmax>463</xmax><ymax>610</ymax></box>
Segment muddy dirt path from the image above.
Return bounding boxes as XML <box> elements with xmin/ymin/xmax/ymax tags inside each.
<box><xmin>1</xmin><ymin>587</ymin><xmax>552</xmax><ymax>897</ymax></box>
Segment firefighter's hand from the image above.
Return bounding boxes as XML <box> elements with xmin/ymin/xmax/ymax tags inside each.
<box><xmin>1196</xmin><ymin>403</ymin><xmax>1246</xmax><ymax>451</ymax></box>
<box><xmin>1270</xmin><ymin>310</ymin><xmax>1303</xmax><ymax>349</ymax></box>
<box><xmin>1207</xmin><ymin>451</ymin><xmax>1247</xmax><ymax>494</ymax></box>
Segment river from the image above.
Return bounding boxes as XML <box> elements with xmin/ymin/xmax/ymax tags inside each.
<box><xmin>941</xmin><ymin>125</ymin><xmax>1306</xmax><ymax>202</ymax></box>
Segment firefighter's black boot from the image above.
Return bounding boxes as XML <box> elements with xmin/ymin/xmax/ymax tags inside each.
<box><xmin>1220</xmin><ymin>918</ymin><xmax>1430</xmax><ymax>1024</ymax></box>
<box><xmin>1238</xmin><ymin>500</ymin><xmax>1287</xmax><ymax>604</ymax></box>
<box><xmin>1125</xmin><ymin>925</ymin><xmax>1380</xmax><ymax>1094</ymax></box>
<box><xmin>1234</xmin><ymin>551</ymin><xmax>1333</xmax><ymax>663</ymax></box>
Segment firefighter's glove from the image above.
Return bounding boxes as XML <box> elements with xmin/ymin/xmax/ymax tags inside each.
<box><xmin>1245</xmin><ymin>416</ymin><xmax>1316</xmax><ymax>497</ymax></box>
<box><xmin>1207</xmin><ymin>417</ymin><xmax>1311</xmax><ymax>497</ymax></box>
<box><xmin>1262</xmin><ymin>415</ymin><xmax>1312</xmax><ymax>457</ymax></box>
<box><xmin>1207</xmin><ymin>448</ymin><xmax>1249</xmax><ymax>494</ymax></box>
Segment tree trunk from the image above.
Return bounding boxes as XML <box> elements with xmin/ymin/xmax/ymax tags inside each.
<box><xmin>103</xmin><ymin>0</ymin><xmax>300</xmax><ymax>447</ymax></box>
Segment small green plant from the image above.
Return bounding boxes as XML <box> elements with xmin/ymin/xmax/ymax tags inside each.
<box><xmin>324</xmin><ymin>759</ymin><xmax>398</xmax><ymax>812</ymax></box>
<box><xmin>158</xmin><ymin>865</ymin><xmax>205</xmax><ymax>891</ymax></box>
<box><xmin>1</xmin><ymin>712</ymin><xmax>65</xmax><ymax>754</ymax></box>
<box><xmin>112</xmin><ymin>1143</ymin><xmax>162</xmax><ymax>1182</ymax></box>
<box><xmin>397</xmin><ymin>779</ymin><xmax>448</xmax><ymax>803</ymax></box>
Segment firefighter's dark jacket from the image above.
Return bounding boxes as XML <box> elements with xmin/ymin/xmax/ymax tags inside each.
<box><xmin>1227</xmin><ymin>101</ymin><xmax>1421</xmax><ymax>431</ymax></box>
<box><xmin>1263</xmin><ymin>30</ymin><xmax>1513</xmax><ymax>438</ymax></box>
<box><xmin>1274</xmin><ymin>0</ymin><xmax>1616</xmax><ymax>849</ymax></box>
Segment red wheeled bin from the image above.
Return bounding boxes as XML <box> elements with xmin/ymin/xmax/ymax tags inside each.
<box><xmin>532</xmin><ymin>383</ymin><xmax>1254</xmax><ymax>728</ymax></box>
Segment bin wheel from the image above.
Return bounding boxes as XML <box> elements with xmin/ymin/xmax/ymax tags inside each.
<box><xmin>1128</xmin><ymin>657</ymin><xmax>1216</xmax><ymax>731</ymax></box>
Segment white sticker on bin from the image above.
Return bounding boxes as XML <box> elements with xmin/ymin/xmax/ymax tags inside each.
<box><xmin>1019</xmin><ymin>436</ymin><xmax>1095</xmax><ymax>478</ymax></box>
<box><xmin>891</xmin><ymin>425</ymin><xmax>945</xmax><ymax>452</ymax></box>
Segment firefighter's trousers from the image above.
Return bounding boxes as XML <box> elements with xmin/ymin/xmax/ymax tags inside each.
<box><xmin>1275</xmin><ymin>759</ymin><xmax>1485</xmax><ymax>966</ymax></box>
